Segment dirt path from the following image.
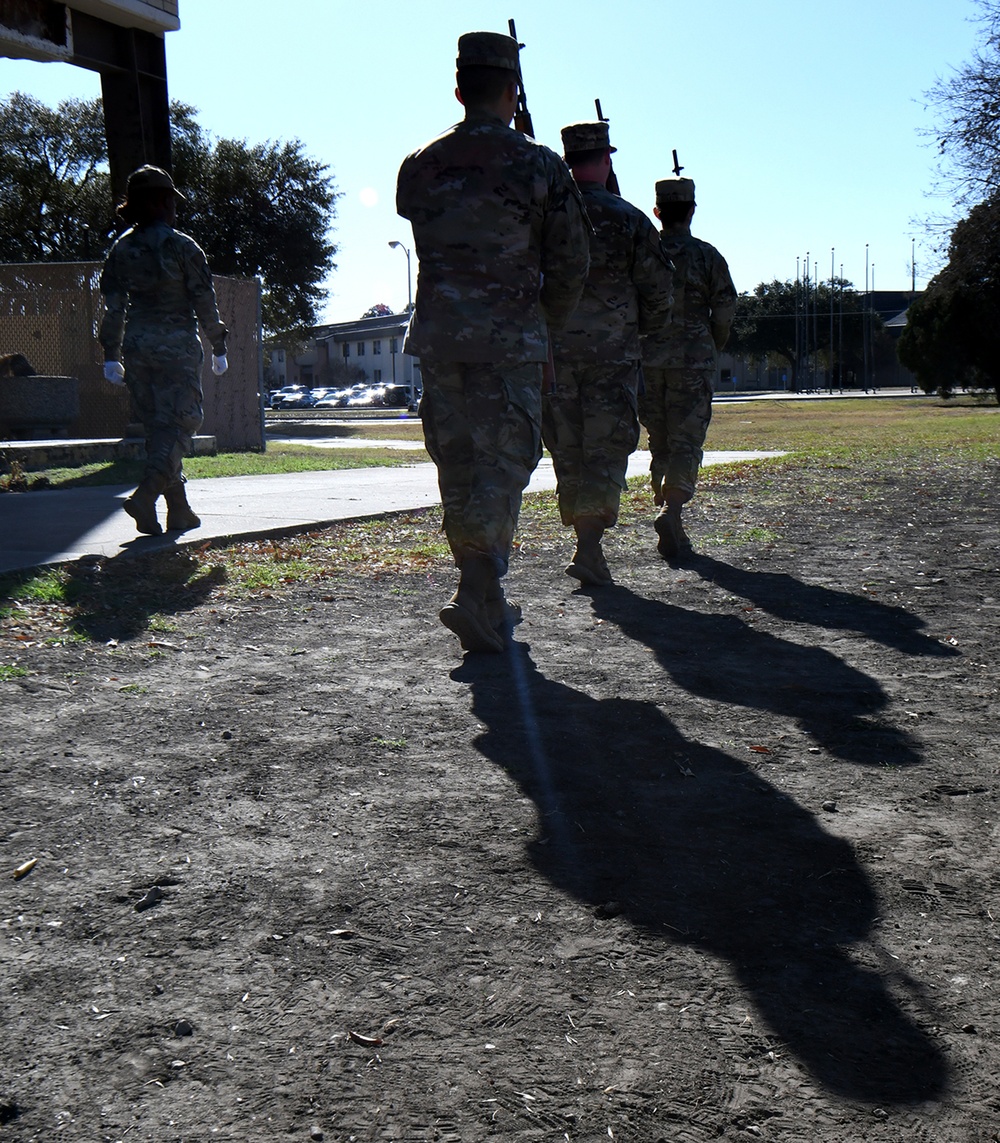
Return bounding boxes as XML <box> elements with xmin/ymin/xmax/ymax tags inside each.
<box><xmin>2</xmin><ymin>457</ymin><xmax>999</xmax><ymax>1141</ymax></box>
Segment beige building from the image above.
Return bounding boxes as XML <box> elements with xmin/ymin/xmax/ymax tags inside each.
<box><xmin>270</xmin><ymin>313</ymin><xmax>420</xmax><ymax>398</ymax></box>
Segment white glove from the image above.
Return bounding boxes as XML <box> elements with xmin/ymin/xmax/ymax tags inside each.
<box><xmin>212</xmin><ymin>353</ymin><xmax>228</xmax><ymax>376</ymax></box>
<box><xmin>103</xmin><ymin>360</ymin><xmax>126</xmax><ymax>385</ymax></box>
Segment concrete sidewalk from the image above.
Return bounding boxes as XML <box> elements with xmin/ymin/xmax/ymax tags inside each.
<box><xmin>0</xmin><ymin>450</ymin><xmax>782</xmax><ymax>574</ymax></box>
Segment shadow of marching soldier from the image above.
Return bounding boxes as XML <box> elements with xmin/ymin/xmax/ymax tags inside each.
<box><xmin>586</xmin><ymin>582</ymin><xmax>923</xmax><ymax>769</ymax></box>
<box><xmin>690</xmin><ymin>553</ymin><xmax>959</xmax><ymax>659</ymax></box>
<box><xmin>453</xmin><ymin>645</ymin><xmax>947</xmax><ymax>1104</ymax></box>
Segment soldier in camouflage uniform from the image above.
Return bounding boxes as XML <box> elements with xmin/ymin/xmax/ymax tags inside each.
<box><xmin>547</xmin><ymin>121</ymin><xmax>673</xmax><ymax>585</ymax></box>
<box><xmin>99</xmin><ymin>165</ymin><xmax>228</xmax><ymax>537</ymax></box>
<box><xmin>639</xmin><ymin>177</ymin><xmax>736</xmax><ymax>559</ymax></box>
<box><xmin>396</xmin><ymin>31</ymin><xmax>590</xmax><ymax>653</ymax></box>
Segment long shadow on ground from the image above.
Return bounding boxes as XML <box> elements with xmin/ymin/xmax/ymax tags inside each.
<box><xmin>691</xmin><ymin>554</ymin><xmax>959</xmax><ymax>658</ymax></box>
<box><xmin>60</xmin><ymin>548</ymin><xmax>226</xmax><ymax>641</ymax></box>
<box><xmin>587</xmin><ymin>584</ymin><xmax>922</xmax><ymax>768</ymax></box>
<box><xmin>453</xmin><ymin>646</ymin><xmax>946</xmax><ymax>1104</ymax></box>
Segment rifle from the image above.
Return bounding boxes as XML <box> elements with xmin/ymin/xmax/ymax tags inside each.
<box><xmin>671</xmin><ymin>149</ymin><xmax>684</xmax><ymax>177</ymax></box>
<box><xmin>594</xmin><ymin>98</ymin><xmax>621</xmax><ymax>196</ymax></box>
<box><xmin>507</xmin><ymin>19</ymin><xmax>534</xmax><ymax>137</ymax></box>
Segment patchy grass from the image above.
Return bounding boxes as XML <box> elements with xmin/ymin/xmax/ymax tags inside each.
<box><xmin>703</xmin><ymin>397</ymin><xmax>1000</xmax><ymax>460</ymax></box>
<box><xmin>373</xmin><ymin>736</ymin><xmax>408</xmax><ymax>752</ymax></box>
<box><xmin>3</xmin><ymin>569</ymin><xmax>70</xmax><ymax>605</ymax></box>
<box><xmin>268</xmin><ymin>419</ymin><xmax>425</xmax><ymax>442</ymax></box>
<box><xmin>0</xmin><ymin>664</ymin><xmax>28</xmax><ymax>681</ymax></box>
<box><xmin>218</xmin><ymin>516</ymin><xmax>452</xmax><ymax>596</ymax></box>
<box><xmin>19</xmin><ymin>443</ymin><xmax>426</xmax><ymax>490</ymax></box>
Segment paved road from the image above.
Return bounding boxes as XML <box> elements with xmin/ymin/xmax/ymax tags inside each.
<box><xmin>0</xmin><ymin>449</ymin><xmax>782</xmax><ymax>574</ymax></box>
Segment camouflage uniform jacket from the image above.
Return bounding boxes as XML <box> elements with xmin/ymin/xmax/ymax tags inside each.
<box><xmin>640</xmin><ymin>230</ymin><xmax>736</xmax><ymax>370</ymax></box>
<box><xmin>396</xmin><ymin>110</ymin><xmax>591</xmax><ymax>364</ymax></box>
<box><xmin>99</xmin><ymin>222</ymin><xmax>228</xmax><ymax>358</ymax></box>
<box><xmin>553</xmin><ymin>181</ymin><xmax>673</xmax><ymax>364</ymax></box>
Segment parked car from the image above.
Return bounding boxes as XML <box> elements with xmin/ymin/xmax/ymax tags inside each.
<box><xmin>270</xmin><ymin>385</ymin><xmax>315</xmax><ymax>409</ymax></box>
<box><xmin>315</xmin><ymin>388</ymin><xmax>352</xmax><ymax>408</ymax></box>
<box><xmin>278</xmin><ymin>390</ymin><xmax>317</xmax><ymax>409</ymax></box>
<box><xmin>347</xmin><ymin>387</ymin><xmax>377</xmax><ymax>408</ymax></box>
<box><xmin>380</xmin><ymin>384</ymin><xmax>411</xmax><ymax>408</ymax></box>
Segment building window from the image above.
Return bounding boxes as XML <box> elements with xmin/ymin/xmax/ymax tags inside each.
<box><xmin>390</xmin><ymin>337</ymin><xmax>398</xmax><ymax>353</ymax></box>
<box><xmin>374</xmin><ymin>369</ymin><xmax>382</xmax><ymax>383</ymax></box>
<box><xmin>373</xmin><ymin>340</ymin><xmax>382</xmax><ymax>354</ymax></box>
<box><xmin>342</xmin><ymin>343</ymin><xmax>349</xmax><ymax>358</ymax></box>
<box><xmin>357</xmin><ymin>342</ymin><xmax>366</xmax><ymax>356</ymax></box>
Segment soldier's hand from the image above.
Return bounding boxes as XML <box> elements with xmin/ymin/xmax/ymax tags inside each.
<box><xmin>212</xmin><ymin>354</ymin><xmax>228</xmax><ymax>376</ymax></box>
<box><xmin>103</xmin><ymin>360</ymin><xmax>126</xmax><ymax>385</ymax></box>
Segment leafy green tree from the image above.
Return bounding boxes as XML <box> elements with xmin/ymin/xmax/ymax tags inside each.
<box><xmin>898</xmin><ymin>194</ymin><xmax>1000</xmax><ymax>402</ymax></box>
<box><xmin>728</xmin><ymin>278</ymin><xmax>871</xmax><ymax>390</ymax></box>
<box><xmin>0</xmin><ymin>93</ymin><xmax>113</xmax><ymax>261</ymax></box>
<box><xmin>361</xmin><ymin>303</ymin><xmax>393</xmax><ymax>318</ymax></box>
<box><xmin>0</xmin><ymin>93</ymin><xmax>339</xmax><ymax>334</ymax></box>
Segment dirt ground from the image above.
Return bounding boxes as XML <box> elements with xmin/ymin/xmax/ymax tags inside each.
<box><xmin>2</xmin><ymin>455</ymin><xmax>1000</xmax><ymax>1142</ymax></box>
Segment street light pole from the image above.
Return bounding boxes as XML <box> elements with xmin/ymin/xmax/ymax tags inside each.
<box><xmin>388</xmin><ymin>240</ymin><xmax>412</xmax><ymax>310</ymax></box>
<box><xmin>388</xmin><ymin>240</ymin><xmax>414</xmax><ymax>406</ymax></box>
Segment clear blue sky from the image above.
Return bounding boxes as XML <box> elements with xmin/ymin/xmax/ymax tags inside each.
<box><xmin>0</xmin><ymin>0</ymin><xmax>983</xmax><ymax>323</ymax></box>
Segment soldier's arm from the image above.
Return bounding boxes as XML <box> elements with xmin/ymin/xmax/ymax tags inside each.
<box><xmin>632</xmin><ymin>216</ymin><xmax>674</xmax><ymax>336</ymax></box>
<box><xmin>395</xmin><ymin>154</ymin><xmax>415</xmax><ymax>222</ymax></box>
<box><xmin>97</xmin><ymin>250</ymin><xmax>127</xmax><ymax>361</ymax></box>
<box><xmin>539</xmin><ymin>159</ymin><xmax>590</xmax><ymax>331</ymax></box>
<box><xmin>181</xmin><ymin>236</ymin><xmax>228</xmax><ymax>355</ymax></box>
<box><xmin>709</xmin><ymin>251</ymin><xmax>737</xmax><ymax>351</ymax></box>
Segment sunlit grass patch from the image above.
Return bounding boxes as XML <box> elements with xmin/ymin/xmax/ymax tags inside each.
<box><xmin>10</xmin><ymin>443</ymin><xmax>428</xmax><ymax>490</ymax></box>
<box><xmin>706</xmin><ymin>398</ymin><xmax>1000</xmax><ymax>460</ymax></box>
<box><xmin>204</xmin><ymin>512</ymin><xmax>452</xmax><ymax>597</ymax></box>
<box><xmin>702</xmin><ymin>526</ymin><xmax>783</xmax><ymax>548</ymax></box>
<box><xmin>147</xmin><ymin>615</ymin><xmax>180</xmax><ymax>634</ymax></box>
<box><xmin>184</xmin><ymin>445</ymin><xmax>424</xmax><ymax>478</ymax></box>
<box><xmin>0</xmin><ymin>664</ymin><xmax>28</xmax><ymax>680</ymax></box>
<box><xmin>373</xmin><ymin>736</ymin><xmax>407</xmax><ymax>751</ymax></box>
<box><xmin>1</xmin><ymin>568</ymin><xmax>70</xmax><ymax>604</ymax></box>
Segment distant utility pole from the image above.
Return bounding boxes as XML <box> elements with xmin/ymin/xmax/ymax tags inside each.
<box><xmin>829</xmin><ymin>247</ymin><xmax>835</xmax><ymax>392</ymax></box>
<box><xmin>794</xmin><ymin>256</ymin><xmax>801</xmax><ymax>392</ymax></box>
<box><xmin>838</xmin><ymin>261</ymin><xmax>844</xmax><ymax>393</ymax></box>
<box><xmin>863</xmin><ymin>244</ymin><xmax>870</xmax><ymax>392</ymax></box>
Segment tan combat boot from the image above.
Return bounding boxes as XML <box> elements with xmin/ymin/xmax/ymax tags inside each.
<box><xmin>164</xmin><ymin>478</ymin><xmax>201</xmax><ymax>532</ymax></box>
<box><xmin>654</xmin><ymin>490</ymin><xmax>693</xmax><ymax>560</ymax></box>
<box><xmin>440</xmin><ymin>555</ymin><xmax>504</xmax><ymax>653</ymax></box>
<box><xmin>484</xmin><ymin>577</ymin><xmax>522</xmax><ymax>646</ymax></box>
<box><xmin>566</xmin><ymin>516</ymin><xmax>612</xmax><ymax>586</ymax></box>
<box><xmin>123</xmin><ymin>472</ymin><xmax>168</xmax><ymax>536</ymax></box>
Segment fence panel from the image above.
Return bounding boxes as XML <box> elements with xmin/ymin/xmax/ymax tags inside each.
<box><xmin>0</xmin><ymin>263</ymin><xmax>263</xmax><ymax>450</ymax></box>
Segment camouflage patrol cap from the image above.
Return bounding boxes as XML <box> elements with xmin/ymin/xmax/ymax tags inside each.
<box><xmin>655</xmin><ymin>177</ymin><xmax>696</xmax><ymax>205</ymax></box>
<box><xmin>126</xmin><ymin>165</ymin><xmax>187</xmax><ymax>203</ymax></box>
<box><xmin>561</xmin><ymin>121</ymin><xmax>617</xmax><ymax>157</ymax></box>
<box><xmin>456</xmin><ymin>31</ymin><xmax>520</xmax><ymax>71</ymax></box>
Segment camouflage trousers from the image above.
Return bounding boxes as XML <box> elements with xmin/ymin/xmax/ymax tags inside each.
<box><xmin>124</xmin><ymin>333</ymin><xmax>205</xmax><ymax>484</ymax></box>
<box><xmin>542</xmin><ymin>359</ymin><xmax>639</xmax><ymax>527</ymax></box>
<box><xmin>637</xmin><ymin>365</ymin><xmax>714</xmax><ymax>503</ymax></box>
<box><xmin>420</xmin><ymin>360</ymin><xmax>544</xmax><ymax>575</ymax></box>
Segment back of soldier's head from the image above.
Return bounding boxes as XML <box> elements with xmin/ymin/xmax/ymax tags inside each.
<box><xmin>561</xmin><ymin>121</ymin><xmax>615</xmax><ymax>170</ymax></box>
<box><xmin>455</xmin><ymin>31</ymin><xmax>519</xmax><ymax>109</ymax></box>
<box><xmin>655</xmin><ymin>177</ymin><xmax>696</xmax><ymax>226</ymax></box>
<box><xmin>117</xmin><ymin>165</ymin><xmax>184</xmax><ymax>226</ymax></box>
